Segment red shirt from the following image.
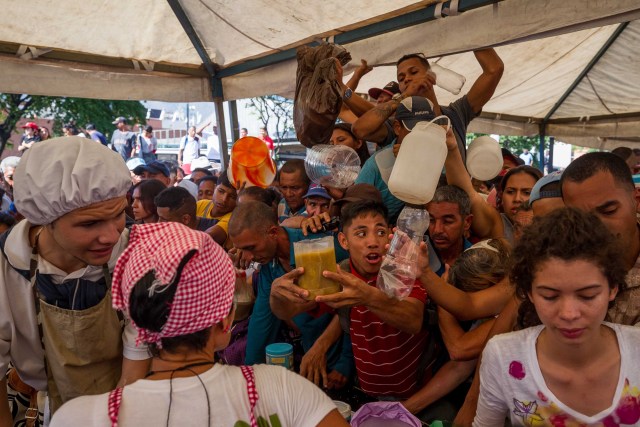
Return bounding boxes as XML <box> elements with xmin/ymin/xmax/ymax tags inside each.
<box><xmin>261</xmin><ymin>135</ymin><xmax>274</xmax><ymax>150</ymax></box>
<box><xmin>348</xmin><ymin>262</ymin><xmax>429</xmax><ymax>398</ymax></box>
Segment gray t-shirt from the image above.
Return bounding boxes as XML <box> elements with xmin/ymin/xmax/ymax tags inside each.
<box><xmin>110</xmin><ymin>130</ymin><xmax>136</xmax><ymax>161</ymax></box>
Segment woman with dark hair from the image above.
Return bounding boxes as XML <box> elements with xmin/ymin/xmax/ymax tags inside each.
<box><xmin>50</xmin><ymin>223</ymin><xmax>348</xmax><ymax>427</ymax></box>
<box><xmin>131</xmin><ymin>179</ymin><xmax>166</xmax><ymax>224</ymax></box>
<box><xmin>474</xmin><ymin>208</ymin><xmax>640</xmax><ymax>426</ymax></box>
<box><xmin>330</xmin><ymin>122</ymin><xmax>370</xmax><ymax>166</ymax></box>
<box><xmin>443</xmin><ymin>129</ymin><xmax>541</xmax><ymax>245</ymax></box>
<box><xmin>39</xmin><ymin>126</ymin><xmax>51</xmax><ymax>141</ymax></box>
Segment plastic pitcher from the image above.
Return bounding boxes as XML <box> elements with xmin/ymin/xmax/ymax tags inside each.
<box><xmin>305</xmin><ymin>144</ymin><xmax>361</xmax><ymax>188</ymax></box>
<box><xmin>293</xmin><ymin>236</ymin><xmax>339</xmax><ymax>300</ymax></box>
<box><xmin>466</xmin><ymin>135</ymin><xmax>502</xmax><ymax>181</ymax></box>
<box><xmin>227</xmin><ymin>136</ymin><xmax>276</xmax><ymax>188</ymax></box>
<box><xmin>388</xmin><ymin>116</ymin><xmax>450</xmax><ymax>205</ymax></box>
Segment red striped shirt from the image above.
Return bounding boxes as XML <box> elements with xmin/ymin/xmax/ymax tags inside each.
<box><xmin>348</xmin><ymin>264</ymin><xmax>429</xmax><ymax>398</ymax></box>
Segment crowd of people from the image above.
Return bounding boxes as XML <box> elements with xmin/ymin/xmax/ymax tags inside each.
<box><xmin>1</xmin><ymin>46</ymin><xmax>640</xmax><ymax>427</ymax></box>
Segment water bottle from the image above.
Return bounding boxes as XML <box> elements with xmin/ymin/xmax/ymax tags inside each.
<box><xmin>377</xmin><ymin>206</ymin><xmax>430</xmax><ymax>299</ymax></box>
<box><xmin>430</xmin><ymin>63</ymin><xmax>466</xmax><ymax>95</ymax></box>
<box><xmin>305</xmin><ymin>145</ymin><xmax>361</xmax><ymax>188</ymax></box>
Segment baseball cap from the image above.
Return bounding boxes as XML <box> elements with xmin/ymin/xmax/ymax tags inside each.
<box><xmin>86</xmin><ymin>123</ymin><xmax>96</xmax><ymax>131</ymax></box>
<box><xmin>112</xmin><ymin>116</ymin><xmax>127</xmax><ymax>125</ymax></box>
<box><xmin>529</xmin><ymin>170</ymin><xmax>563</xmax><ymax>205</ymax></box>
<box><xmin>126</xmin><ymin>158</ymin><xmax>146</xmax><ymax>171</ymax></box>
<box><xmin>133</xmin><ymin>160</ymin><xmax>170</xmax><ymax>177</ymax></box>
<box><xmin>21</xmin><ymin>122</ymin><xmax>39</xmax><ymax>130</ymax></box>
<box><xmin>303</xmin><ymin>184</ymin><xmax>331</xmax><ymax>200</ymax></box>
<box><xmin>395</xmin><ymin>96</ymin><xmax>436</xmax><ymax>130</ymax></box>
<box><xmin>501</xmin><ymin>148</ymin><xmax>521</xmax><ymax>170</ymax></box>
<box><xmin>368</xmin><ymin>81</ymin><xmax>401</xmax><ymax>100</ymax></box>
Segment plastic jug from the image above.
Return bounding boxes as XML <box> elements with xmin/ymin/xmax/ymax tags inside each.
<box><xmin>305</xmin><ymin>144</ymin><xmax>361</xmax><ymax>188</ymax></box>
<box><xmin>430</xmin><ymin>63</ymin><xmax>466</xmax><ymax>95</ymax></box>
<box><xmin>466</xmin><ymin>136</ymin><xmax>502</xmax><ymax>181</ymax></box>
<box><xmin>293</xmin><ymin>236</ymin><xmax>340</xmax><ymax>299</ymax></box>
<box><xmin>227</xmin><ymin>136</ymin><xmax>276</xmax><ymax>188</ymax></box>
<box><xmin>388</xmin><ymin>116</ymin><xmax>450</xmax><ymax>205</ymax></box>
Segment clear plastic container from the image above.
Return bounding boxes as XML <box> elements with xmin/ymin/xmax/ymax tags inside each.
<box><xmin>377</xmin><ymin>207</ymin><xmax>430</xmax><ymax>300</ymax></box>
<box><xmin>430</xmin><ymin>63</ymin><xmax>466</xmax><ymax>95</ymax></box>
<box><xmin>293</xmin><ymin>236</ymin><xmax>340</xmax><ymax>300</ymax></box>
<box><xmin>305</xmin><ymin>144</ymin><xmax>361</xmax><ymax>188</ymax></box>
<box><xmin>388</xmin><ymin>116</ymin><xmax>450</xmax><ymax>205</ymax></box>
<box><xmin>227</xmin><ymin>136</ymin><xmax>276</xmax><ymax>188</ymax></box>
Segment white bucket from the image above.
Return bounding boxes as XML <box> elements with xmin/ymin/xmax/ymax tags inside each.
<box><xmin>466</xmin><ymin>136</ymin><xmax>502</xmax><ymax>181</ymax></box>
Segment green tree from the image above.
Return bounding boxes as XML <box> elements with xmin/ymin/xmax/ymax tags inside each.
<box><xmin>0</xmin><ymin>94</ymin><xmax>147</xmax><ymax>156</ymax></box>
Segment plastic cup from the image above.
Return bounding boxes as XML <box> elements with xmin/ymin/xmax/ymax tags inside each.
<box><xmin>293</xmin><ymin>236</ymin><xmax>340</xmax><ymax>299</ymax></box>
<box><xmin>227</xmin><ymin>136</ymin><xmax>276</xmax><ymax>188</ymax></box>
<box><xmin>265</xmin><ymin>343</ymin><xmax>293</xmax><ymax>370</ymax></box>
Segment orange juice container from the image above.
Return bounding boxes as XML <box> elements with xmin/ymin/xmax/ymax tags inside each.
<box><xmin>227</xmin><ymin>136</ymin><xmax>276</xmax><ymax>188</ymax></box>
<box><xmin>293</xmin><ymin>236</ymin><xmax>340</xmax><ymax>300</ymax></box>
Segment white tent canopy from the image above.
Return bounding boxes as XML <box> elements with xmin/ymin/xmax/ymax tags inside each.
<box><xmin>1</xmin><ymin>0</ymin><xmax>639</xmax><ymax>152</ymax></box>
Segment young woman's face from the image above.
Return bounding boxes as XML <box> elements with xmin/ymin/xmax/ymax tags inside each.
<box><xmin>501</xmin><ymin>172</ymin><xmax>537</xmax><ymax>221</ymax></box>
<box><xmin>131</xmin><ymin>187</ymin><xmax>152</xmax><ymax>222</ymax></box>
<box><xmin>529</xmin><ymin>257</ymin><xmax>617</xmax><ymax>345</ymax></box>
<box><xmin>330</xmin><ymin>128</ymin><xmax>362</xmax><ymax>151</ymax></box>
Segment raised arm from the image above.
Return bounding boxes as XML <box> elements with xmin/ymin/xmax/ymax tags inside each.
<box><xmin>335</xmin><ymin>59</ymin><xmax>375</xmax><ymax>118</ymax></box>
<box><xmin>351</xmin><ymin>100</ymin><xmax>399</xmax><ymax>143</ymax></box>
<box><xmin>466</xmin><ymin>48</ymin><xmax>504</xmax><ymax>114</ymax></box>
<box><xmin>444</xmin><ymin>129</ymin><xmax>503</xmax><ymax>239</ymax></box>
<box><xmin>438</xmin><ymin>307</ymin><xmax>496</xmax><ymax>361</ymax></box>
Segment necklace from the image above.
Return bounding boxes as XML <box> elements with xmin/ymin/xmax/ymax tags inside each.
<box><xmin>146</xmin><ymin>361</ymin><xmax>215</xmax><ymax>427</ymax></box>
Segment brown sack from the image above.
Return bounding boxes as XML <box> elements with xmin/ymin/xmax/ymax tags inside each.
<box><xmin>294</xmin><ymin>43</ymin><xmax>351</xmax><ymax>148</ymax></box>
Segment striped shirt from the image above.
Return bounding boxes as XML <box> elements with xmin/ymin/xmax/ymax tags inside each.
<box><xmin>348</xmin><ymin>264</ymin><xmax>429</xmax><ymax>398</ymax></box>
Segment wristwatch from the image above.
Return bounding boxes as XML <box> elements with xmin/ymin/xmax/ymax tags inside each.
<box><xmin>343</xmin><ymin>88</ymin><xmax>353</xmax><ymax>100</ymax></box>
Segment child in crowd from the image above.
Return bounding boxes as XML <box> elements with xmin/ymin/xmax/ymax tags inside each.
<box><xmin>474</xmin><ymin>208</ymin><xmax>640</xmax><ymax>426</ymax></box>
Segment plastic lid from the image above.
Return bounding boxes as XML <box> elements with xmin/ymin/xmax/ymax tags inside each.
<box><xmin>265</xmin><ymin>343</ymin><xmax>293</xmax><ymax>356</ymax></box>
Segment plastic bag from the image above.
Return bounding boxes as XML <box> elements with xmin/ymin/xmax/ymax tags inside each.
<box><xmin>350</xmin><ymin>402</ymin><xmax>422</xmax><ymax>427</ymax></box>
<box><xmin>294</xmin><ymin>43</ymin><xmax>351</xmax><ymax>148</ymax></box>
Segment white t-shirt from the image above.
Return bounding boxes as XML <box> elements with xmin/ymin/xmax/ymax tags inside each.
<box><xmin>51</xmin><ymin>364</ymin><xmax>336</xmax><ymax>427</ymax></box>
<box><xmin>180</xmin><ymin>136</ymin><xmax>200</xmax><ymax>164</ymax></box>
<box><xmin>474</xmin><ymin>323</ymin><xmax>640</xmax><ymax>427</ymax></box>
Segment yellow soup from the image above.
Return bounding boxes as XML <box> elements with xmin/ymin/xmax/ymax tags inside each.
<box><xmin>294</xmin><ymin>246</ymin><xmax>340</xmax><ymax>300</ymax></box>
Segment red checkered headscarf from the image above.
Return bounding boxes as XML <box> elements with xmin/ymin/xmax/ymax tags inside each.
<box><xmin>111</xmin><ymin>223</ymin><xmax>235</xmax><ymax>347</ymax></box>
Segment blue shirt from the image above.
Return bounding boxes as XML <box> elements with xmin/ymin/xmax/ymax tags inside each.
<box><xmin>244</xmin><ymin>228</ymin><xmax>350</xmax><ymax>365</ymax></box>
<box><xmin>355</xmin><ymin>144</ymin><xmax>405</xmax><ymax>222</ymax></box>
<box><xmin>90</xmin><ymin>130</ymin><xmax>107</xmax><ymax>146</ymax></box>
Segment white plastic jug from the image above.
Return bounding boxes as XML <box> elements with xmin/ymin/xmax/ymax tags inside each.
<box><xmin>388</xmin><ymin>116</ymin><xmax>450</xmax><ymax>205</ymax></box>
<box><xmin>466</xmin><ymin>135</ymin><xmax>502</xmax><ymax>181</ymax></box>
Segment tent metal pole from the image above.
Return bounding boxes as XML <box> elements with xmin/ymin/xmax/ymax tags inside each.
<box><xmin>229</xmin><ymin>100</ymin><xmax>240</xmax><ymax>143</ymax></box>
<box><xmin>215</xmin><ymin>0</ymin><xmax>499</xmax><ymax>78</ymax></box>
<box><xmin>167</xmin><ymin>0</ymin><xmax>230</xmax><ymax>167</ymax></box>
<box><xmin>542</xmin><ymin>22</ymin><xmax>629</xmax><ymax>124</ymax></box>
<box><xmin>548</xmin><ymin>137</ymin><xmax>555</xmax><ymax>173</ymax></box>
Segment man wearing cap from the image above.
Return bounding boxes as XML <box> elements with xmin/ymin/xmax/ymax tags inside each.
<box><xmin>368</xmin><ymin>81</ymin><xmax>401</xmax><ymax>105</ymax></box>
<box><xmin>281</xmin><ymin>185</ymin><xmax>332</xmax><ymax>229</ymax></box>
<box><xmin>86</xmin><ymin>123</ymin><xmax>108</xmax><ymax>146</ymax></box>
<box><xmin>17</xmin><ymin>122</ymin><xmax>41</xmax><ymax>154</ymax></box>
<box><xmin>0</xmin><ymin>137</ymin><xmax>150</xmax><ymax>423</ymax></box>
<box><xmin>351</xmin><ymin>49</ymin><xmax>503</xmax><ymax>159</ymax></box>
<box><xmin>133</xmin><ymin>160</ymin><xmax>171</xmax><ymax>187</ymax></box>
<box><xmin>528</xmin><ymin>170</ymin><xmax>564</xmax><ymax>217</ymax></box>
<box><xmin>354</xmin><ymin>96</ymin><xmax>435</xmax><ymax>221</ymax></box>
<box><xmin>111</xmin><ymin>117</ymin><xmax>136</xmax><ymax>161</ymax></box>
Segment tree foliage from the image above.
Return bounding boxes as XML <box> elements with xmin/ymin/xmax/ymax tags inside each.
<box><xmin>247</xmin><ymin>95</ymin><xmax>294</xmax><ymax>157</ymax></box>
<box><xmin>0</xmin><ymin>93</ymin><xmax>147</xmax><ymax>156</ymax></box>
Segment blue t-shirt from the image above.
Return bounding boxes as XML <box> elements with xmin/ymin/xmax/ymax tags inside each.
<box><xmin>90</xmin><ymin>130</ymin><xmax>108</xmax><ymax>146</ymax></box>
<box><xmin>244</xmin><ymin>227</ymin><xmax>349</xmax><ymax>365</ymax></box>
<box><xmin>355</xmin><ymin>145</ymin><xmax>405</xmax><ymax>222</ymax></box>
